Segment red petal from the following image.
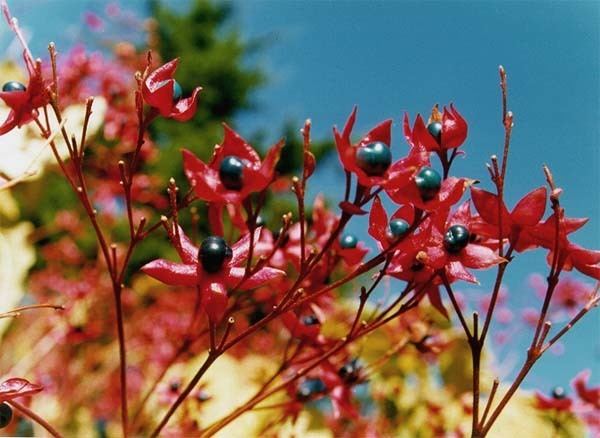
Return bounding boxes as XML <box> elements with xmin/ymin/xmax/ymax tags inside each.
<box><xmin>436</xmin><ymin>177</ymin><xmax>468</xmax><ymax>209</ymax></box>
<box><xmin>173</xmin><ymin>225</ymin><xmax>199</xmax><ymax>264</ymax></box>
<box><xmin>461</xmin><ymin>244</ymin><xmax>504</xmax><ymax>269</ymax></box>
<box><xmin>141</xmin><ymin>259</ymin><xmax>197</xmax><ymax>286</ymax></box>
<box><xmin>145</xmin><ymin>58</ymin><xmax>179</xmax><ymax>91</ymax></box>
<box><xmin>391</xmin><ymin>204</ymin><xmax>415</xmax><ymax>224</ymax></box>
<box><xmin>143</xmin><ymin>59</ymin><xmax>180</xmax><ymax>116</ymax></box>
<box><xmin>333</xmin><ymin>107</ymin><xmax>358</xmax><ymax>172</ymax></box>
<box><xmin>470</xmin><ymin>187</ymin><xmax>510</xmax><ymax>227</ymax></box>
<box><xmin>571</xmin><ymin>370</ymin><xmax>600</xmax><ymax>408</ymax></box>
<box><xmin>511</xmin><ymin>187</ymin><xmax>547</xmax><ymax>226</ymax></box>
<box><xmin>446</xmin><ymin>260</ymin><xmax>478</xmax><ymax>283</ymax></box>
<box><xmin>229</xmin><ymin>266</ymin><xmax>286</xmax><ymax>289</ymax></box>
<box><xmin>0</xmin><ymin>109</ymin><xmax>18</xmax><ymax>135</ymax></box>
<box><xmin>340</xmin><ymin>245</ymin><xmax>369</xmax><ymax>266</ymax></box>
<box><xmin>182</xmin><ymin>149</ymin><xmax>222</xmax><ymax>202</ymax></box>
<box><xmin>403</xmin><ymin>113</ymin><xmax>413</xmax><ymax>145</ymax></box>
<box><xmin>358</xmin><ymin>119</ymin><xmax>392</xmax><ymax>147</ymax></box>
<box><xmin>441</xmin><ymin>104</ymin><xmax>468</xmax><ymax>149</ymax></box>
<box><xmin>230</xmin><ymin>227</ymin><xmax>263</xmax><ymax>266</ymax></box>
<box><xmin>0</xmin><ymin>89</ymin><xmax>28</xmax><ymax>108</ymax></box>
<box><xmin>257</xmin><ymin>138</ymin><xmax>285</xmax><ymax>182</ymax></box>
<box><xmin>570</xmin><ymin>246</ymin><xmax>600</xmax><ymax>280</ymax></box>
<box><xmin>339</xmin><ymin>201</ymin><xmax>367</xmax><ymax>216</ymax></box>
<box><xmin>342</xmin><ymin>105</ymin><xmax>358</xmax><ymax>140</ymax></box>
<box><xmin>426</xmin><ymin>286</ymin><xmax>449</xmax><ymax>319</ymax></box>
<box><xmin>170</xmin><ymin>86</ymin><xmax>202</xmax><ymax>121</ymax></box>
<box><xmin>0</xmin><ymin>378</ymin><xmax>43</xmax><ymax>402</ymax></box>
<box><xmin>201</xmin><ymin>281</ymin><xmax>228</xmax><ymax>323</ymax></box>
<box><xmin>413</xmin><ymin>114</ymin><xmax>440</xmax><ymax>152</ymax></box>
<box><xmin>368</xmin><ymin>196</ymin><xmax>388</xmax><ymax>244</ymax></box>
<box><xmin>213</xmin><ymin>123</ymin><xmax>261</xmax><ymax>166</ymax></box>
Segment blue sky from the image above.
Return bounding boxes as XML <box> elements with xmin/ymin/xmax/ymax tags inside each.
<box><xmin>1</xmin><ymin>0</ymin><xmax>598</xmax><ymax>392</ymax></box>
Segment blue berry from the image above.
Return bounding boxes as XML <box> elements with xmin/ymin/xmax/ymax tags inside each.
<box><xmin>172</xmin><ymin>80</ymin><xmax>183</xmax><ymax>101</ymax></box>
<box><xmin>427</xmin><ymin>121</ymin><xmax>442</xmax><ymax>142</ymax></box>
<box><xmin>443</xmin><ymin>225</ymin><xmax>470</xmax><ymax>254</ymax></box>
<box><xmin>386</xmin><ymin>218</ymin><xmax>410</xmax><ymax>241</ymax></box>
<box><xmin>301</xmin><ymin>314</ymin><xmax>320</xmax><ymax>326</ymax></box>
<box><xmin>199</xmin><ymin>236</ymin><xmax>233</xmax><ymax>273</ymax></box>
<box><xmin>356</xmin><ymin>142</ymin><xmax>392</xmax><ymax>176</ymax></box>
<box><xmin>340</xmin><ymin>234</ymin><xmax>358</xmax><ymax>249</ymax></box>
<box><xmin>219</xmin><ymin>156</ymin><xmax>244</xmax><ymax>191</ymax></box>
<box><xmin>415</xmin><ymin>166</ymin><xmax>442</xmax><ymax>201</ymax></box>
<box><xmin>0</xmin><ymin>403</ymin><xmax>12</xmax><ymax>429</ymax></box>
<box><xmin>296</xmin><ymin>378</ymin><xmax>327</xmax><ymax>401</ymax></box>
<box><xmin>2</xmin><ymin>81</ymin><xmax>26</xmax><ymax>92</ymax></box>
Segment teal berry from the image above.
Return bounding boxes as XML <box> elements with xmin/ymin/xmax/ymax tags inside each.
<box><xmin>427</xmin><ymin>121</ymin><xmax>443</xmax><ymax>142</ymax></box>
<box><xmin>552</xmin><ymin>387</ymin><xmax>566</xmax><ymax>399</ymax></box>
<box><xmin>296</xmin><ymin>378</ymin><xmax>327</xmax><ymax>401</ymax></box>
<box><xmin>0</xmin><ymin>403</ymin><xmax>12</xmax><ymax>429</ymax></box>
<box><xmin>172</xmin><ymin>80</ymin><xmax>183</xmax><ymax>101</ymax></box>
<box><xmin>2</xmin><ymin>81</ymin><xmax>26</xmax><ymax>92</ymax></box>
<box><xmin>386</xmin><ymin>218</ymin><xmax>410</xmax><ymax>241</ymax></box>
<box><xmin>219</xmin><ymin>155</ymin><xmax>244</xmax><ymax>191</ymax></box>
<box><xmin>301</xmin><ymin>314</ymin><xmax>320</xmax><ymax>326</ymax></box>
<box><xmin>199</xmin><ymin>236</ymin><xmax>233</xmax><ymax>273</ymax></box>
<box><xmin>355</xmin><ymin>142</ymin><xmax>392</xmax><ymax>176</ymax></box>
<box><xmin>415</xmin><ymin>166</ymin><xmax>442</xmax><ymax>201</ymax></box>
<box><xmin>340</xmin><ymin>233</ymin><xmax>358</xmax><ymax>249</ymax></box>
<box><xmin>443</xmin><ymin>225</ymin><xmax>470</xmax><ymax>254</ymax></box>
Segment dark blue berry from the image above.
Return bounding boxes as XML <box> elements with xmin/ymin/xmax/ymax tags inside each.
<box><xmin>355</xmin><ymin>142</ymin><xmax>392</xmax><ymax>176</ymax></box>
<box><xmin>219</xmin><ymin>155</ymin><xmax>244</xmax><ymax>191</ymax></box>
<box><xmin>386</xmin><ymin>218</ymin><xmax>410</xmax><ymax>241</ymax></box>
<box><xmin>340</xmin><ymin>233</ymin><xmax>358</xmax><ymax>249</ymax></box>
<box><xmin>443</xmin><ymin>225</ymin><xmax>470</xmax><ymax>254</ymax></box>
<box><xmin>2</xmin><ymin>81</ymin><xmax>26</xmax><ymax>92</ymax></box>
<box><xmin>301</xmin><ymin>314</ymin><xmax>320</xmax><ymax>326</ymax></box>
<box><xmin>199</xmin><ymin>236</ymin><xmax>233</xmax><ymax>273</ymax></box>
<box><xmin>415</xmin><ymin>166</ymin><xmax>442</xmax><ymax>201</ymax></box>
<box><xmin>338</xmin><ymin>358</ymin><xmax>361</xmax><ymax>384</ymax></box>
<box><xmin>0</xmin><ymin>403</ymin><xmax>12</xmax><ymax>429</ymax></box>
<box><xmin>296</xmin><ymin>378</ymin><xmax>327</xmax><ymax>401</ymax></box>
<box><xmin>427</xmin><ymin>121</ymin><xmax>442</xmax><ymax>142</ymax></box>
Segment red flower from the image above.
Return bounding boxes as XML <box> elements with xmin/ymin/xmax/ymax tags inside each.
<box><xmin>141</xmin><ymin>226</ymin><xmax>285</xmax><ymax>323</ymax></box>
<box><xmin>471</xmin><ymin>186</ymin><xmax>547</xmax><ymax>252</ymax></box>
<box><xmin>281</xmin><ymin>310</ymin><xmax>323</xmax><ymax>343</ymax></box>
<box><xmin>0</xmin><ymin>4</ymin><xmax>51</xmax><ymax>135</ymax></box>
<box><xmin>403</xmin><ymin>104</ymin><xmax>468</xmax><ymax>152</ymax></box>
<box><xmin>142</xmin><ymin>58</ymin><xmax>201</xmax><ymax>121</ymax></box>
<box><xmin>525</xmin><ymin>213</ymin><xmax>600</xmax><ymax>280</ymax></box>
<box><xmin>425</xmin><ymin>203</ymin><xmax>505</xmax><ymax>284</ymax></box>
<box><xmin>388</xmin><ymin>175</ymin><xmax>470</xmax><ymax>213</ymax></box>
<box><xmin>182</xmin><ymin>124</ymin><xmax>284</xmax><ymax>204</ymax></box>
<box><xmin>333</xmin><ymin>107</ymin><xmax>425</xmax><ymax>189</ymax></box>
<box><xmin>368</xmin><ymin>196</ymin><xmax>449</xmax><ymax>317</ymax></box>
<box><xmin>368</xmin><ymin>195</ymin><xmax>418</xmax><ymax>251</ymax></box>
<box><xmin>572</xmin><ymin>370</ymin><xmax>600</xmax><ymax>409</ymax></box>
<box><xmin>534</xmin><ymin>390</ymin><xmax>573</xmax><ymax>412</ymax></box>
<box><xmin>0</xmin><ymin>378</ymin><xmax>43</xmax><ymax>402</ymax></box>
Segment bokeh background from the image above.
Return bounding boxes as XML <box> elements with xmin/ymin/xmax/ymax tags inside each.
<box><xmin>1</xmin><ymin>0</ymin><xmax>598</xmax><ymax>394</ymax></box>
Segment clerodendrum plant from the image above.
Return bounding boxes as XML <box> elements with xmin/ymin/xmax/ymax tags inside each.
<box><xmin>0</xmin><ymin>2</ymin><xmax>598</xmax><ymax>437</ymax></box>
